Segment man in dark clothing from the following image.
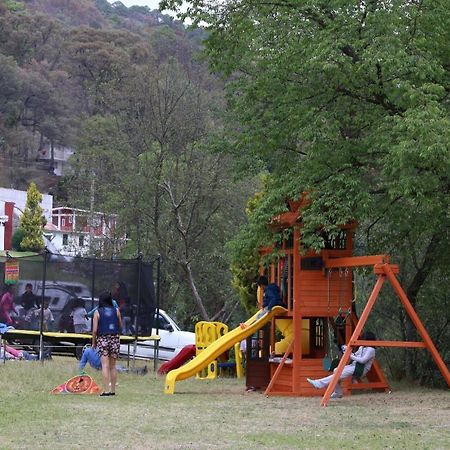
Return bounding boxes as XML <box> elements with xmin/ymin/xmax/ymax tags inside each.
<box><xmin>257</xmin><ymin>275</ymin><xmax>283</xmax><ymax>310</ymax></box>
<box><xmin>21</xmin><ymin>283</ymin><xmax>40</xmax><ymax>311</ymax></box>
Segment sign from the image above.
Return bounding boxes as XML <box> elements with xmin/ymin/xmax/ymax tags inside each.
<box><xmin>4</xmin><ymin>260</ymin><xmax>19</xmax><ymax>284</ymax></box>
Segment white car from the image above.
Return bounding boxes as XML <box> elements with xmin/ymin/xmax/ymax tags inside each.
<box><xmin>119</xmin><ymin>309</ymin><xmax>195</xmax><ymax>361</ymax></box>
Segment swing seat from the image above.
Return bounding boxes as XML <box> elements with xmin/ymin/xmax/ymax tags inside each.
<box><xmin>322</xmin><ymin>356</ymin><xmax>340</xmax><ymax>372</ymax></box>
<box><xmin>335</xmin><ymin>315</ymin><xmax>346</xmax><ymax>330</ymax></box>
<box><xmin>353</xmin><ymin>361</ymin><xmax>365</xmax><ymax>379</ymax></box>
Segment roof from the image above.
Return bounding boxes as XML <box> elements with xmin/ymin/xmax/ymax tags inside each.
<box><xmin>44</xmin><ymin>222</ymin><xmax>59</xmax><ymax>231</ymax></box>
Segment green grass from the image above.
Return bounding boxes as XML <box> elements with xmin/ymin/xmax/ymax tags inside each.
<box><xmin>0</xmin><ymin>358</ymin><xmax>449</xmax><ymax>449</ymax></box>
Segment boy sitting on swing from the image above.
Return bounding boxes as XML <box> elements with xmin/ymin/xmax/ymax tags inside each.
<box><xmin>307</xmin><ymin>331</ymin><xmax>376</xmax><ymax>399</ymax></box>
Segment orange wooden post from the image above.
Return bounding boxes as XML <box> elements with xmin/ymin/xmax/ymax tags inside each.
<box><xmin>292</xmin><ymin>227</ymin><xmax>302</xmax><ymax>393</ymax></box>
<box><xmin>383</xmin><ymin>264</ymin><xmax>450</xmax><ymax>387</ymax></box>
<box><xmin>292</xmin><ymin>311</ymin><xmax>303</xmax><ymax>394</ymax></box>
<box><xmin>321</xmin><ymin>274</ymin><xmax>386</xmax><ymax>406</ymax></box>
<box><xmin>265</xmin><ymin>339</ymin><xmax>295</xmax><ymax>395</ymax></box>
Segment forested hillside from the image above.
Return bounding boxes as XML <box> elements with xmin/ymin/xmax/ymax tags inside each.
<box><xmin>0</xmin><ymin>0</ymin><xmax>193</xmax><ymax>191</ymax></box>
<box><xmin>0</xmin><ymin>0</ymin><xmax>253</xmax><ymax>327</ymax></box>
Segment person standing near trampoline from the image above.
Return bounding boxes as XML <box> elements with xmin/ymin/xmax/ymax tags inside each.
<box><xmin>0</xmin><ymin>284</ymin><xmax>17</xmax><ymax>326</ymax></box>
<box><xmin>92</xmin><ymin>291</ymin><xmax>122</xmax><ymax>397</ymax></box>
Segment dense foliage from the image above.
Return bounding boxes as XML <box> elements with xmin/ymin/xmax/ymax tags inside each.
<box><xmin>0</xmin><ymin>0</ymin><xmax>252</xmax><ymax>326</ymax></box>
<box><xmin>163</xmin><ymin>0</ymin><xmax>450</xmax><ymax>384</ymax></box>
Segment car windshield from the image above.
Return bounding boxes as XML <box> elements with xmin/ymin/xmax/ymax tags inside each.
<box><xmin>155</xmin><ymin>311</ymin><xmax>181</xmax><ymax>331</ymax></box>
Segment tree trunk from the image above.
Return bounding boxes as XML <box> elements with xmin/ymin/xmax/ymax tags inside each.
<box><xmin>184</xmin><ymin>261</ymin><xmax>210</xmax><ymax>321</ymax></box>
<box><xmin>163</xmin><ymin>180</ymin><xmax>211</xmax><ymax>321</ymax></box>
<box><xmin>403</xmin><ymin>233</ymin><xmax>441</xmax><ymax>379</ymax></box>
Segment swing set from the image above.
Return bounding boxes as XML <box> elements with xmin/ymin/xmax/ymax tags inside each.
<box><xmin>320</xmin><ymin>255</ymin><xmax>450</xmax><ymax>406</ymax></box>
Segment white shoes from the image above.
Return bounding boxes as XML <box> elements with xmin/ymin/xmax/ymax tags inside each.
<box><xmin>307</xmin><ymin>378</ymin><xmax>321</xmax><ymax>389</ymax></box>
<box><xmin>330</xmin><ymin>392</ymin><xmax>343</xmax><ymax>399</ymax></box>
<box><xmin>307</xmin><ymin>378</ymin><xmax>342</xmax><ymax>399</ymax></box>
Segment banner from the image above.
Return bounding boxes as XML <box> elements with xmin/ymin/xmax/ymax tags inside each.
<box><xmin>4</xmin><ymin>260</ymin><xmax>19</xmax><ymax>284</ymax></box>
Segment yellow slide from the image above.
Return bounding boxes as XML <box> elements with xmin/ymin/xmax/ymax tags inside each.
<box><xmin>164</xmin><ymin>305</ymin><xmax>287</xmax><ymax>394</ymax></box>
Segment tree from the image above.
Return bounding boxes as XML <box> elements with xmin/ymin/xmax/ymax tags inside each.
<box><xmin>163</xmin><ymin>0</ymin><xmax>450</xmax><ymax>380</ymax></box>
<box><xmin>19</xmin><ymin>182</ymin><xmax>45</xmax><ymax>252</ymax></box>
<box><xmin>110</xmin><ymin>59</ymin><xmax>249</xmax><ymax>322</ymax></box>
<box><xmin>11</xmin><ymin>227</ymin><xmax>25</xmax><ymax>251</ymax></box>
<box><xmin>67</xmin><ymin>58</ymin><xmax>251</xmax><ymax>324</ymax></box>
<box><xmin>63</xmin><ymin>26</ymin><xmax>151</xmax><ymax>114</ymax></box>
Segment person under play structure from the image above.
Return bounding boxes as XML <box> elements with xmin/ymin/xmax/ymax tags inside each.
<box><xmin>307</xmin><ymin>331</ymin><xmax>377</xmax><ymax>399</ymax></box>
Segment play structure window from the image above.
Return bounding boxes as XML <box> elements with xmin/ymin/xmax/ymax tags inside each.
<box><xmin>283</xmin><ymin>234</ymin><xmax>293</xmax><ymax>249</ymax></box>
<box><xmin>323</xmin><ymin>230</ymin><xmax>347</xmax><ymax>250</ymax></box>
<box><xmin>314</xmin><ymin>318</ymin><xmax>324</xmax><ymax>348</ymax></box>
<box><xmin>249</xmin><ymin>327</ymin><xmax>270</xmax><ymax>360</ymax></box>
<box><xmin>300</xmin><ymin>257</ymin><xmax>323</xmax><ymax>270</ymax></box>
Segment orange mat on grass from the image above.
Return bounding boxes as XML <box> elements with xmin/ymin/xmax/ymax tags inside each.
<box><xmin>51</xmin><ymin>374</ymin><xmax>101</xmax><ymax>395</ymax></box>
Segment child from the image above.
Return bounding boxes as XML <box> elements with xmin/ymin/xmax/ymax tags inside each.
<box><xmin>70</xmin><ymin>298</ymin><xmax>88</xmax><ymax>333</ymax></box>
<box><xmin>24</xmin><ymin>306</ymin><xmax>40</xmax><ymax>330</ymax></box>
<box><xmin>42</xmin><ymin>301</ymin><xmax>55</xmax><ymax>332</ymax></box>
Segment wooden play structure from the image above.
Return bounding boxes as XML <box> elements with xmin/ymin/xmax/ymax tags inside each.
<box><xmin>243</xmin><ymin>197</ymin><xmax>450</xmax><ymax>405</ymax></box>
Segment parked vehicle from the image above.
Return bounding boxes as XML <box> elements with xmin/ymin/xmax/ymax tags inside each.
<box><xmin>14</xmin><ymin>280</ymin><xmax>92</xmax><ymax>328</ymax></box>
<box><xmin>120</xmin><ymin>309</ymin><xmax>195</xmax><ymax>361</ymax></box>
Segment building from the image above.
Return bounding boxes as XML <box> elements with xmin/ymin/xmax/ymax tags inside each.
<box><xmin>0</xmin><ymin>188</ymin><xmax>53</xmax><ymax>251</ymax></box>
<box><xmin>0</xmin><ymin>188</ymin><xmax>124</xmax><ymax>257</ymax></box>
<box><xmin>37</xmin><ymin>144</ymin><xmax>74</xmax><ymax>177</ymax></box>
<box><xmin>47</xmin><ymin>207</ymin><xmax>125</xmax><ymax>257</ymax></box>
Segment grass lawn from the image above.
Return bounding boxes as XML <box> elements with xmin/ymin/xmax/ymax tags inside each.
<box><xmin>0</xmin><ymin>357</ymin><xmax>449</xmax><ymax>449</ymax></box>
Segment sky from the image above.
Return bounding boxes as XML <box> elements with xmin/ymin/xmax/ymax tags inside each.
<box><xmin>109</xmin><ymin>1</ymin><xmax>163</xmax><ymax>10</ymax></box>
<box><xmin>108</xmin><ymin>1</ymin><xmax>186</xmax><ymax>17</ymax></box>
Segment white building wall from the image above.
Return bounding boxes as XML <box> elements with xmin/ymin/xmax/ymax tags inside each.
<box><xmin>38</xmin><ymin>145</ymin><xmax>74</xmax><ymax>177</ymax></box>
<box><xmin>0</xmin><ymin>188</ymin><xmax>53</xmax><ymax>222</ymax></box>
<box><xmin>50</xmin><ymin>230</ymin><xmax>92</xmax><ymax>257</ymax></box>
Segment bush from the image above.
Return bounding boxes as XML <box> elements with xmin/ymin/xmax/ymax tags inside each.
<box><xmin>11</xmin><ymin>228</ymin><xmax>25</xmax><ymax>251</ymax></box>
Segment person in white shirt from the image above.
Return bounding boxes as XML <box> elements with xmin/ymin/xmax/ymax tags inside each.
<box><xmin>70</xmin><ymin>298</ymin><xmax>88</xmax><ymax>333</ymax></box>
<box><xmin>307</xmin><ymin>331</ymin><xmax>377</xmax><ymax>399</ymax></box>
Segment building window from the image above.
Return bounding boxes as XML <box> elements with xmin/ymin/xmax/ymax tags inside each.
<box><xmin>68</xmin><ymin>216</ymin><xmax>73</xmax><ymax>224</ymax></box>
<box><xmin>62</xmin><ymin>234</ymin><xmax>68</xmax><ymax>245</ymax></box>
<box><xmin>79</xmin><ymin>235</ymin><xmax>84</xmax><ymax>247</ymax></box>
<box><xmin>61</xmin><ymin>218</ymin><xmax>66</xmax><ymax>227</ymax></box>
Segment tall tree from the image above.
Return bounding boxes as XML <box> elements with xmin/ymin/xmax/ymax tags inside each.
<box><xmin>68</xmin><ymin>59</ymin><xmax>250</xmax><ymax>323</ymax></box>
<box><xmin>19</xmin><ymin>182</ymin><xmax>45</xmax><ymax>252</ymax></box>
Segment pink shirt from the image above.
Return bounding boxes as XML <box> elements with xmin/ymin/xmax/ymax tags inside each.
<box><xmin>0</xmin><ymin>292</ymin><xmax>17</xmax><ymax>314</ymax></box>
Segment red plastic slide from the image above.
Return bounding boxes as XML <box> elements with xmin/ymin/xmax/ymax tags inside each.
<box><xmin>158</xmin><ymin>344</ymin><xmax>196</xmax><ymax>375</ymax></box>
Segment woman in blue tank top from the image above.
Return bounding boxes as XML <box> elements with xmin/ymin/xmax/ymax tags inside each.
<box><xmin>92</xmin><ymin>291</ymin><xmax>123</xmax><ymax>396</ymax></box>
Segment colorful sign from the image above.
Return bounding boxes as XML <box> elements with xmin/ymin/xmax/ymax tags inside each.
<box><xmin>4</xmin><ymin>260</ymin><xmax>19</xmax><ymax>284</ymax></box>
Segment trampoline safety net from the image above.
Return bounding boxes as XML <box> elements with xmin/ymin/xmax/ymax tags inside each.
<box><xmin>1</xmin><ymin>253</ymin><xmax>156</xmax><ymax>336</ymax></box>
